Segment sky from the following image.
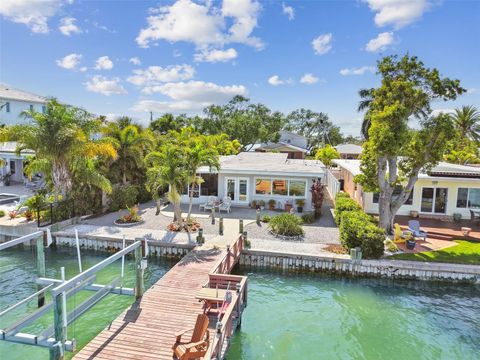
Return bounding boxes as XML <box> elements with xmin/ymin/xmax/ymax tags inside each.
<box><xmin>1</xmin><ymin>0</ymin><xmax>479</xmax><ymax>136</ymax></box>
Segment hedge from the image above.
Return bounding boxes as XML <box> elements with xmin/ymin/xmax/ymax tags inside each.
<box><xmin>336</xmin><ymin>192</ymin><xmax>385</xmax><ymax>259</ymax></box>
<box><xmin>334</xmin><ymin>192</ymin><xmax>362</xmax><ymax>225</ymax></box>
<box><xmin>269</xmin><ymin>213</ymin><xmax>304</xmax><ymax>237</ymax></box>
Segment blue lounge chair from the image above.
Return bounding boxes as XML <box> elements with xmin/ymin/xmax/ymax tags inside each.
<box><xmin>408</xmin><ymin>220</ymin><xmax>428</xmax><ymax>241</ymax></box>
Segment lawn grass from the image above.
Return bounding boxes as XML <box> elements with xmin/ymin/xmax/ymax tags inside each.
<box><xmin>390</xmin><ymin>240</ymin><xmax>480</xmax><ymax>265</ymax></box>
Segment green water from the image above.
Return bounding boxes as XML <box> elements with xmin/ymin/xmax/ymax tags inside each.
<box><xmin>0</xmin><ymin>246</ymin><xmax>175</xmax><ymax>360</ymax></box>
<box><xmin>229</xmin><ymin>269</ymin><xmax>480</xmax><ymax>360</ymax></box>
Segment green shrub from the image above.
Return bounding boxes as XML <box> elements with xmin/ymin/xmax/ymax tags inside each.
<box><xmin>136</xmin><ymin>184</ymin><xmax>152</xmax><ymax>204</ymax></box>
<box><xmin>339</xmin><ymin>211</ymin><xmax>372</xmax><ymax>249</ymax></box>
<box><xmin>301</xmin><ymin>213</ymin><xmax>315</xmax><ymax>224</ymax></box>
<box><xmin>0</xmin><ymin>210</ymin><xmax>5</xmax><ymax>217</ymax></box>
<box><xmin>384</xmin><ymin>239</ymin><xmax>398</xmax><ymax>253</ymax></box>
<box><xmin>336</xmin><ymin>191</ymin><xmax>350</xmax><ymax>199</ymax></box>
<box><xmin>269</xmin><ymin>213</ymin><xmax>304</xmax><ymax>237</ymax></box>
<box><xmin>339</xmin><ymin>210</ymin><xmax>385</xmax><ymax>259</ymax></box>
<box><xmin>108</xmin><ymin>184</ymin><xmax>139</xmax><ymax>212</ymax></box>
<box><xmin>262</xmin><ymin>215</ymin><xmax>271</xmax><ymax>223</ymax></box>
<box><xmin>361</xmin><ymin>225</ymin><xmax>385</xmax><ymax>259</ymax></box>
<box><xmin>23</xmin><ymin>193</ymin><xmax>48</xmax><ymax>212</ymax></box>
<box><xmin>334</xmin><ymin>193</ymin><xmax>362</xmax><ymax>225</ymax></box>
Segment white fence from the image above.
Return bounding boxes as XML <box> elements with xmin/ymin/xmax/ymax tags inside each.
<box><xmin>325</xmin><ymin>168</ymin><xmax>341</xmax><ymax>201</ymax></box>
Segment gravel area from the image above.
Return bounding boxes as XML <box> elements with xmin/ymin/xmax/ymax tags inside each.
<box><xmin>248</xmin><ymin>237</ymin><xmax>349</xmax><ymax>258</ymax></box>
<box><xmin>245</xmin><ymin>198</ymin><xmax>340</xmax><ymax>245</ymax></box>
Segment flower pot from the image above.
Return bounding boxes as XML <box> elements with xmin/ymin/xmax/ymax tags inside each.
<box><xmin>297</xmin><ymin>206</ymin><xmax>303</xmax><ymax>213</ymax></box>
<box><xmin>406</xmin><ymin>239</ymin><xmax>416</xmax><ymax>250</ymax></box>
<box><xmin>284</xmin><ymin>203</ymin><xmax>293</xmax><ymax>212</ymax></box>
<box><xmin>269</xmin><ymin>205</ymin><xmax>275</xmax><ymax>210</ymax></box>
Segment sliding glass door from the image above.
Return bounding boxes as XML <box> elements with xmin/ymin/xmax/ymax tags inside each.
<box><xmin>421</xmin><ymin>187</ymin><xmax>448</xmax><ymax>214</ymax></box>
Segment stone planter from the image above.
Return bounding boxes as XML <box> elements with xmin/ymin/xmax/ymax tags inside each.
<box><xmin>113</xmin><ymin>218</ymin><xmax>145</xmax><ymax>227</ymax></box>
<box><xmin>406</xmin><ymin>239</ymin><xmax>416</xmax><ymax>250</ymax></box>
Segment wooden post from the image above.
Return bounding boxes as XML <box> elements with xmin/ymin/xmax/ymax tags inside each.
<box><xmin>135</xmin><ymin>244</ymin><xmax>144</xmax><ymax>299</ymax></box>
<box><xmin>211</xmin><ymin>207</ymin><xmax>215</xmax><ymax>225</ymax></box>
<box><xmin>219</xmin><ymin>217</ymin><xmax>224</xmax><ymax>235</ymax></box>
<box><xmin>256</xmin><ymin>210</ymin><xmax>260</xmax><ymax>225</ymax></box>
<box><xmin>239</xmin><ymin>219</ymin><xmax>243</xmax><ymax>234</ymax></box>
<box><xmin>36</xmin><ymin>237</ymin><xmax>46</xmax><ymax>307</ymax></box>
<box><xmin>51</xmin><ymin>276</ymin><xmax>67</xmax><ymax>360</ymax></box>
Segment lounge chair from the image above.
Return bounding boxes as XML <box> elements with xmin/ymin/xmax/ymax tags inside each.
<box><xmin>172</xmin><ymin>314</ymin><xmax>210</xmax><ymax>360</ymax></box>
<box><xmin>408</xmin><ymin>220</ymin><xmax>428</xmax><ymax>241</ymax></box>
<box><xmin>218</xmin><ymin>196</ymin><xmax>231</xmax><ymax>213</ymax></box>
<box><xmin>393</xmin><ymin>223</ymin><xmax>409</xmax><ymax>243</ymax></box>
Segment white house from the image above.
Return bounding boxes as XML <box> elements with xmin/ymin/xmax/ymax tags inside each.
<box><xmin>333</xmin><ymin>159</ymin><xmax>480</xmax><ymax>220</ymax></box>
<box><xmin>0</xmin><ymin>142</ymin><xmax>34</xmax><ymax>183</ymax></box>
<box><xmin>0</xmin><ymin>84</ymin><xmax>47</xmax><ymax>126</ymax></box>
<box><xmin>180</xmin><ymin>152</ymin><xmax>325</xmax><ymax>211</ymax></box>
<box><xmin>250</xmin><ymin>130</ymin><xmax>309</xmax><ymax>159</ymax></box>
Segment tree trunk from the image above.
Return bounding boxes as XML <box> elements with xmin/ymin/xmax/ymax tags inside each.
<box><xmin>378</xmin><ymin>197</ymin><xmax>394</xmax><ymax>234</ymax></box>
<box><xmin>173</xmin><ymin>201</ymin><xmax>182</xmax><ymax>226</ymax></box>
<box><xmin>122</xmin><ymin>164</ymin><xmax>127</xmax><ymax>185</ymax></box>
<box><xmin>155</xmin><ymin>197</ymin><xmax>161</xmax><ymax>215</ymax></box>
<box><xmin>187</xmin><ymin>184</ymin><xmax>194</xmax><ymax>222</ymax></box>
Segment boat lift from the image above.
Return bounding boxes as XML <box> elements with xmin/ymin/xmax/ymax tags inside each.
<box><xmin>0</xmin><ymin>230</ymin><xmax>148</xmax><ymax>360</ymax></box>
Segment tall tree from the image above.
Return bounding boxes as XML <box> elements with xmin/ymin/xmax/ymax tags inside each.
<box><xmin>355</xmin><ymin>55</ymin><xmax>464</xmax><ymax>233</ymax></box>
<box><xmin>200</xmin><ymin>96</ymin><xmax>286</xmax><ymax>151</ymax></box>
<box><xmin>285</xmin><ymin>109</ymin><xmax>343</xmax><ymax>150</ymax></box>
<box><xmin>16</xmin><ymin>99</ymin><xmax>116</xmax><ymax>200</ymax></box>
<box><xmin>101</xmin><ymin>120</ymin><xmax>153</xmax><ymax>184</ymax></box>
<box><xmin>315</xmin><ymin>145</ymin><xmax>340</xmax><ymax>167</ymax></box>
<box><xmin>451</xmin><ymin>105</ymin><xmax>480</xmax><ymax>143</ymax></box>
<box><xmin>145</xmin><ymin>145</ymin><xmax>188</xmax><ymax>222</ymax></box>
<box><xmin>149</xmin><ymin>113</ymin><xmax>188</xmax><ymax>134</ymax></box>
<box><xmin>357</xmin><ymin>88</ymin><xmax>374</xmax><ymax>140</ymax></box>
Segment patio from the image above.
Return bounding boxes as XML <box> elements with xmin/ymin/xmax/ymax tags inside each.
<box><xmin>396</xmin><ymin>216</ymin><xmax>480</xmax><ymax>242</ymax></box>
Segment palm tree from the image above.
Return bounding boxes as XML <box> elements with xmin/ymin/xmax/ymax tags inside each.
<box><xmin>17</xmin><ymin>99</ymin><xmax>116</xmax><ymax>200</ymax></box>
<box><xmin>102</xmin><ymin>121</ymin><xmax>153</xmax><ymax>184</ymax></box>
<box><xmin>451</xmin><ymin>105</ymin><xmax>480</xmax><ymax>143</ymax></box>
<box><xmin>145</xmin><ymin>145</ymin><xmax>188</xmax><ymax>223</ymax></box>
<box><xmin>357</xmin><ymin>88</ymin><xmax>374</xmax><ymax>140</ymax></box>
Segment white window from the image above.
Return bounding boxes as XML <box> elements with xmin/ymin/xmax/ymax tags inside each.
<box><xmin>5</xmin><ymin>102</ymin><xmax>10</xmax><ymax>113</ymax></box>
<box><xmin>255</xmin><ymin>178</ymin><xmax>306</xmax><ymax>197</ymax></box>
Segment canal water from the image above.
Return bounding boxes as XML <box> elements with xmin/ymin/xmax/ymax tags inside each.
<box><xmin>0</xmin><ymin>246</ymin><xmax>176</xmax><ymax>360</ymax></box>
<box><xmin>229</xmin><ymin>268</ymin><xmax>480</xmax><ymax>360</ymax></box>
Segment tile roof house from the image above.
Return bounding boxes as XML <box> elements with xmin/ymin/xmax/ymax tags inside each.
<box><xmin>251</xmin><ymin>130</ymin><xmax>309</xmax><ymax>159</ymax></box>
<box><xmin>181</xmin><ymin>152</ymin><xmax>325</xmax><ymax>211</ymax></box>
<box><xmin>333</xmin><ymin>159</ymin><xmax>480</xmax><ymax>220</ymax></box>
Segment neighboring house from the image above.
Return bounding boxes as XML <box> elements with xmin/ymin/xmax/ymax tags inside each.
<box><xmin>334</xmin><ymin>144</ymin><xmax>363</xmax><ymax>159</ymax></box>
<box><xmin>333</xmin><ymin>159</ymin><xmax>480</xmax><ymax>220</ymax></box>
<box><xmin>180</xmin><ymin>152</ymin><xmax>325</xmax><ymax>211</ymax></box>
<box><xmin>251</xmin><ymin>130</ymin><xmax>308</xmax><ymax>159</ymax></box>
<box><xmin>0</xmin><ymin>142</ymin><xmax>34</xmax><ymax>183</ymax></box>
<box><xmin>0</xmin><ymin>84</ymin><xmax>47</xmax><ymax>126</ymax></box>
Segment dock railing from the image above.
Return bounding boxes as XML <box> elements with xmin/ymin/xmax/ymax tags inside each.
<box><xmin>203</xmin><ymin>273</ymin><xmax>248</xmax><ymax>360</ymax></box>
<box><xmin>211</xmin><ymin>234</ymin><xmax>244</xmax><ymax>275</ymax></box>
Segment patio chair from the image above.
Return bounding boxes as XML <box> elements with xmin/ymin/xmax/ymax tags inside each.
<box><xmin>470</xmin><ymin>210</ymin><xmax>480</xmax><ymax>225</ymax></box>
<box><xmin>200</xmin><ymin>196</ymin><xmax>216</xmax><ymax>212</ymax></box>
<box><xmin>393</xmin><ymin>223</ymin><xmax>409</xmax><ymax>243</ymax></box>
<box><xmin>218</xmin><ymin>196</ymin><xmax>232</xmax><ymax>213</ymax></box>
<box><xmin>408</xmin><ymin>220</ymin><xmax>428</xmax><ymax>241</ymax></box>
<box><xmin>172</xmin><ymin>314</ymin><xmax>210</xmax><ymax>360</ymax></box>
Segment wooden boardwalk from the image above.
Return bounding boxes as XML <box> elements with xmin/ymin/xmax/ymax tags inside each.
<box><xmin>74</xmin><ymin>243</ymin><xmax>239</xmax><ymax>360</ymax></box>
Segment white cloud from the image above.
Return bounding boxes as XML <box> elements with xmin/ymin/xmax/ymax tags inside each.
<box><xmin>312</xmin><ymin>33</ymin><xmax>333</xmax><ymax>55</ymax></box>
<box><xmin>56</xmin><ymin>53</ymin><xmax>82</xmax><ymax>70</ymax></box>
<box><xmin>340</xmin><ymin>66</ymin><xmax>375</xmax><ymax>76</ymax></box>
<box><xmin>466</xmin><ymin>88</ymin><xmax>479</xmax><ymax>95</ymax></box>
<box><xmin>0</xmin><ymin>0</ymin><xmax>65</xmax><ymax>33</ymax></box>
<box><xmin>136</xmin><ymin>0</ymin><xmax>263</xmax><ymax>50</ymax></box>
<box><xmin>300</xmin><ymin>73</ymin><xmax>319</xmax><ymax>84</ymax></box>
<box><xmin>365</xmin><ymin>32</ymin><xmax>394</xmax><ymax>52</ymax></box>
<box><xmin>131</xmin><ymin>80</ymin><xmax>247</xmax><ymax>113</ymax></box>
<box><xmin>94</xmin><ymin>56</ymin><xmax>114</xmax><ymax>70</ymax></box>
<box><xmin>194</xmin><ymin>48</ymin><xmax>238</xmax><ymax>63</ymax></box>
<box><xmin>85</xmin><ymin>76</ymin><xmax>127</xmax><ymax>96</ymax></box>
<box><xmin>268</xmin><ymin>75</ymin><xmax>284</xmax><ymax>86</ymax></box>
<box><xmin>58</xmin><ymin>17</ymin><xmax>81</xmax><ymax>36</ymax></box>
<box><xmin>364</xmin><ymin>0</ymin><xmax>432</xmax><ymax>29</ymax></box>
<box><xmin>129</xmin><ymin>57</ymin><xmax>141</xmax><ymax>65</ymax></box>
<box><xmin>282</xmin><ymin>2</ymin><xmax>294</xmax><ymax>21</ymax></box>
<box><xmin>127</xmin><ymin>64</ymin><xmax>195</xmax><ymax>86</ymax></box>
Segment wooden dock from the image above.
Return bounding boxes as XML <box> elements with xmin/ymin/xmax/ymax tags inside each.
<box><xmin>74</xmin><ymin>236</ymin><xmax>245</xmax><ymax>360</ymax></box>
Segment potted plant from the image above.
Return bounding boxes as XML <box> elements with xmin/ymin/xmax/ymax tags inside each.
<box><xmin>268</xmin><ymin>199</ymin><xmax>276</xmax><ymax>210</ymax></box>
<box><xmin>405</xmin><ymin>232</ymin><xmax>416</xmax><ymax>250</ymax></box>
<box><xmin>284</xmin><ymin>200</ymin><xmax>293</xmax><ymax>213</ymax></box>
<box><xmin>296</xmin><ymin>198</ymin><xmax>305</xmax><ymax>213</ymax></box>
<box><xmin>258</xmin><ymin>200</ymin><xmax>265</xmax><ymax>210</ymax></box>
<box><xmin>250</xmin><ymin>200</ymin><xmax>257</xmax><ymax>209</ymax></box>
<box><xmin>24</xmin><ymin>209</ymin><xmax>34</xmax><ymax>221</ymax></box>
<box><xmin>453</xmin><ymin>213</ymin><xmax>462</xmax><ymax>222</ymax></box>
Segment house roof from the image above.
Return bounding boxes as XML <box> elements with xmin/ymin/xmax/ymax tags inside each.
<box><xmin>334</xmin><ymin>143</ymin><xmax>363</xmax><ymax>155</ymax></box>
<box><xmin>199</xmin><ymin>152</ymin><xmax>325</xmax><ymax>177</ymax></box>
<box><xmin>0</xmin><ymin>84</ymin><xmax>47</xmax><ymax>103</ymax></box>
<box><xmin>255</xmin><ymin>142</ymin><xmax>308</xmax><ymax>153</ymax></box>
<box><xmin>247</xmin><ymin>130</ymin><xmax>308</xmax><ymax>152</ymax></box>
<box><xmin>0</xmin><ymin>142</ymin><xmax>34</xmax><ymax>155</ymax></box>
<box><xmin>333</xmin><ymin>159</ymin><xmax>480</xmax><ymax>179</ymax></box>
